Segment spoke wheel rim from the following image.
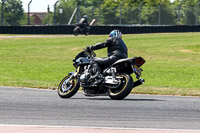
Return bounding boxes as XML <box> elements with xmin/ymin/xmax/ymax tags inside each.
<box><xmin>109</xmin><ymin>75</ymin><xmax>127</xmax><ymax>95</ymax></box>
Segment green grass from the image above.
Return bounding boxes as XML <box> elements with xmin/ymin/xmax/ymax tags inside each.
<box><xmin>0</xmin><ymin>33</ymin><xmax>200</xmax><ymax>96</ymax></box>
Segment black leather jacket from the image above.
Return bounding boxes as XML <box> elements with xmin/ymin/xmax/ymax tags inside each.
<box><xmin>90</xmin><ymin>37</ymin><xmax>128</xmax><ymax>58</ymax></box>
<box><xmin>79</xmin><ymin>18</ymin><xmax>89</xmax><ymax>27</ymax></box>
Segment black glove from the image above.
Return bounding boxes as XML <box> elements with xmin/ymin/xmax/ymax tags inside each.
<box><xmin>86</xmin><ymin>46</ymin><xmax>92</xmax><ymax>53</ymax></box>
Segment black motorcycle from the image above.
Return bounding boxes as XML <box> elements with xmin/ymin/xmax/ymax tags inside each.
<box><xmin>73</xmin><ymin>23</ymin><xmax>90</xmax><ymax>36</ymax></box>
<box><xmin>58</xmin><ymin>49</ymin><xmax>145</xmax><ymax>100</ymax></box>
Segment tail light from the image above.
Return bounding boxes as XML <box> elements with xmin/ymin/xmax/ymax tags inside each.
<box><xmin>132</xmin><ymin>57</ymin><xmax>146</xmax><ymax>67</ymax></box>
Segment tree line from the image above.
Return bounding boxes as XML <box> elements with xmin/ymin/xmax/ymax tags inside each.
<box><xmin>1</xmin><ymin>0</ymin><xmax>200</xmax><ymax>26</ymax></box>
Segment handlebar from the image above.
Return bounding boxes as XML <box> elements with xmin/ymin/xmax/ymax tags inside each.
<box><xmin>83</xmin><ymin>48</ymin><xmax>96</xmax><ymax>58</ymax></box>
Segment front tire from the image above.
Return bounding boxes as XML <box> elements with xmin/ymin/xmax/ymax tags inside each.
<box><xmin>73</xmin><ymin>27</ymin><xmax>80</xmax><ymax>36</ymax></box>
<box><xmin>108</xmin><ymin>73</ymin><xmax>134</xmax><ymax>100</ymax></box>
<box><xmin>58</xmin><ymin>74</ymin><xmax>80</xmax><ymax>98</ymax></box>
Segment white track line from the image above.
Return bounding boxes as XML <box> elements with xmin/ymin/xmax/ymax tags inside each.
<box><xmin>0</xmin><ymin>124</ymin><xmax>199</xmax><ymax>132</ymax></box>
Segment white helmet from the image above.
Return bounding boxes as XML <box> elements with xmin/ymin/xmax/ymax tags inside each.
<box><xmin>109</xmin><ymin>29</ymin><xmax>122</xmax><ymax>39</ymax></box>
<box><xmin>83</xmin><ymin>15</ymin><xmax>88</xmax><ymax>19</ymax></box>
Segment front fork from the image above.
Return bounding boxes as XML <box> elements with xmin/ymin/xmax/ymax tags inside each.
<box><xmin>73</xmin><ymin>66</ymin><xmax>80</xmax><ymax>77</ymax></box>
<box><xmin>61</xmin><ymin>66</ymin><xmax>80</xmax><ymax>92</ymax></box>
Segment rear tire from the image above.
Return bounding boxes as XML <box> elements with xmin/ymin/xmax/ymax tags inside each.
<box><xmin>58</xmin><ymin>74</ymin><xmax>80</xmax><ymax>98</ymax></box>
<box><xmin>108</xmin><ymin>73</ymin><xmax>133</xmax><ymax>100</ymax></box>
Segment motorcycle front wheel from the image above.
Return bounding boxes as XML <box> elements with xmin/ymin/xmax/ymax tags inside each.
<box><xmin>58</xmin><ymin>74</ymin><xmax>80</xmax><ymax>98</ymax></box>
<box><xmin>108</xmin><ymin>73</ymin><xmax>134</xmax><ymax>100</ymax></box>
<box><xmin>73</xmin><ymin>27</ymin><xmax>80</xmax><ymax>36</ymax></box>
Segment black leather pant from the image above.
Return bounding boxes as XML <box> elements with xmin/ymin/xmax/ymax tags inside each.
<box><xmin>94</xmin><ymin>55</ymin><xmax>124</xmax><ymax>68</ymax></box>
<box><xmin>89</xmin><ymin>55</ymin><xmax>124</xmax><ymax>83</ymax></box>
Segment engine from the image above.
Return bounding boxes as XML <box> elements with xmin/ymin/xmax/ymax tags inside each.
<box><xmin>80</xmin><ymin>71</ymin><xmax>91</xmax><ymax>83</ymax></box>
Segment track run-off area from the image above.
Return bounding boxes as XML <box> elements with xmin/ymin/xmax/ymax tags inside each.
<box><xmin>0</xmin><ymin>86</ymin><xmax>200</xmax><ymax>133</ymax></box>
<box><xmin>0</xmin><ymin>34</ymin><xmax>200</xmax><ymax>132</ymax></box>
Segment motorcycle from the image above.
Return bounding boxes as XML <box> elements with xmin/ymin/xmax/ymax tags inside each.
<box><xmin>58</xmin><ymin>49</ymin><xmax>145</xmax><ymax>100</ymax></box>
<box><xmin>73</xmin><ymin>23</ymin><xmax>90</xmax><ymax>36</ymax></box>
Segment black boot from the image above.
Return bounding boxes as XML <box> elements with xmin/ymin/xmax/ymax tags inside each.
<box><xmin>92</xmin><ymin>71</ymin><xmax>104</xmax><ymax>85</ymax></box>
<box><xmin>88</xmin><ymin>62</ymin><xmax>103</xmax><ymax>85</ymax></box>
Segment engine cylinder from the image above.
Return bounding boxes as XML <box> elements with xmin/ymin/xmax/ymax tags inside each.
<box><xmin>80</xmin><ymin>72</ymin><xmax>90</xmax><ymax>83</ymax></box>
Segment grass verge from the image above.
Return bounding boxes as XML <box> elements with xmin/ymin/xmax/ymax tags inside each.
<box><xmin>0</xmin><ymin>33</ymin><xmax>199</xmax><ymax>96</ymax></box>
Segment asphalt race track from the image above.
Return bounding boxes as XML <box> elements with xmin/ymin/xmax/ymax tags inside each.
<box><xmin>0</xmin><ymin>86</ymin><xmax>200</xmax><ymax>132</ymax></box>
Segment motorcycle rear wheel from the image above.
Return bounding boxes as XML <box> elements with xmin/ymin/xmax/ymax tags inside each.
<box><xmin>58</xmin><ymin>74</ymin><xmax>80</xmax><ymax>98</ymax></box>
<box><xmin>108</xmin><ymin>73</ymin><xmax>133</xmax><ymax>100</ymax></box>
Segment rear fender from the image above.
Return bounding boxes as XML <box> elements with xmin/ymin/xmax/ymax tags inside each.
<box><xmin>113</xmin><ymin>62</ymin><xmax>133</xmax><ymax>74</ymax></box>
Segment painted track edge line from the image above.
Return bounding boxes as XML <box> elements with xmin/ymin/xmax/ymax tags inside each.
<box><xmin>0</xmin><ymin>124</ymin><xmax>200</xmax><ymax>132</ymax></box>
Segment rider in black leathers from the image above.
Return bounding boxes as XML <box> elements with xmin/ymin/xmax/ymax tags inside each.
<box><xmin>86</xmin><ymin>30</ymin><xmax>128</xmax><ymax>84</ymax></box>
<box><xmin>78</xmin><ymin>15</ymin><xmax>90</xmax><ymax>34</ymax></box>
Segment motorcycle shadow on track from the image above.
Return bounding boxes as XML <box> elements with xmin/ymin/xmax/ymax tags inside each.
<box><xmin>70</xmin><ymin>97</ymin><xmax>165</xmax><ymax>102</ymax></box>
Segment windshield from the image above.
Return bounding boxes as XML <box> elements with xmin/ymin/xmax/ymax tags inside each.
<box><xmin>84</xmin><ymin>50</ymin><xmax>96</xmax><ymax>58</ymax></box>
<box><xmin>74</xmin><ymin>50</ymin><xmax>96</xmax><ymax>60</ymax></box>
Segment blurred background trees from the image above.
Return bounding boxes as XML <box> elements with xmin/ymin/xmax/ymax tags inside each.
<box><xmin>1</xmin><ymin>0</ymin><xmax>24</xmax><ymax>26</ymax></box>
<box><xmin>0</xmin><ymin>0</ymin><xmax>200</xmax><ymax>26</ymax></box>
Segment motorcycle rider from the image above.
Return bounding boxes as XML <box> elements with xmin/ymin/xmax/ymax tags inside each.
<box><xmin>78</xmin><ymin>15</ymin><xmax>90</xmax><ymax>34</ymax></box>
<box><xmin>86</xmin><ymin>29</ymin><xmax>128</xmax><ymax>85</ymax></box>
